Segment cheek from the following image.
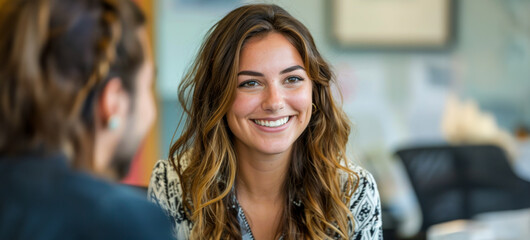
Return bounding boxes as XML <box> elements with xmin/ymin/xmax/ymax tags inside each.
<box><xmin>229</xmin><ymin>92</ymin><xmax>261</xmax><ymax>118</ymax></box>
<box><xmin>289</xmin><ymin>86</ymin><xmax>313</xmax><ymax>118</ymax></box>
<box><xmin>135</xmin><ymin>88</ymin><xmax>156</xmax><ymax>129</ymax></box>
<box><xmin>226</xmin><ymin>92</ymin><xmax>262</xmax><ymax>136</ymax></box>
<box><xmin>146</xmin><ymin>91</ymin><xmax>156</xmax><ymax>123</ymax></box>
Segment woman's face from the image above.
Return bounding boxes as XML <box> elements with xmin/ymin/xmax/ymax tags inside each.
<box><xmin>227</xmin><ymin>32</ymin><xmax>313</xmax><ymax>156</ymax></box>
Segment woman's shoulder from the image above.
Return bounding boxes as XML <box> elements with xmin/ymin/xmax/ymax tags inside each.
<box><xmin>340</xmin><ymin>161</ymin><xmax>383</xmax><ymax>239</ymax></box>
<box><xmin>343</xmin><ymin>162</ymin><xmax>379</xmax><ymax>209</ymax></box>
<box><xmin>338</xmin><ymin>161</ymin><xmax>378</xmax><ymax>195</ymax></box>
<box><xmin>149</xmin><ymin>159</ymin><xmax>181</xmax><ymax>185</ymax></box>
<box><xmin>148</xmin><ymin>160</ymin><xmax>182</xmax><ymax>211</ymax></box>
<box><xmin>148</xmin><ymin>159</ymin><xmax>193</xmax><ymax>238</ymax></box>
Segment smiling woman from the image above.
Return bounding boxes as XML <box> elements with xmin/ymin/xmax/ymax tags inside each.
<box><xmin>148</xmin><ymin>4</ymin><xmax>382</xmax><ymax>240</ymax></box>
<box><xmin>228</xmin><ymin>32</ymin><xmax>313</xmax><ymax>156</ymax></box>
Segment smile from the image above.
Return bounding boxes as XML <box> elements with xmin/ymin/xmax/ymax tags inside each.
<box><xmin>252</xmin><ymin>116</ymin><xmax>290</xmax><ymax>128</ymax></box>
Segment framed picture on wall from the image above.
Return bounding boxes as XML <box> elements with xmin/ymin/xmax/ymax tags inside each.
<box><xmin>331</xmin><ymin>0</ymin><xmax>452</xmax><ymax>48</ymax></box>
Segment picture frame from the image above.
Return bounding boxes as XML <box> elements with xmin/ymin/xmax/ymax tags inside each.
<box><xmin>331</xmin><ymin>0</ymin><xmax>452</xmax><ymax>48</ymax></box>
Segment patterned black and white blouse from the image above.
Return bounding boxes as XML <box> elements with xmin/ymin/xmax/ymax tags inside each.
<box><xmin>148</xmin><ymin>159</ymin><xmax>382</xmax><ymax>240</ymax></box>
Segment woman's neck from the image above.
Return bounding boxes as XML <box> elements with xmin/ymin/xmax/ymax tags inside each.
<box><xmin>235</xmin><ymin>144</ymin><xmax>291</xmax><ymax>202</ymax></box>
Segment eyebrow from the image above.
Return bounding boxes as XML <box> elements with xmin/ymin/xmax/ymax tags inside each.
<box><xmin>280</xmin><ymin>65</ymin><xmax>305</xmax><ymax>74</ymax></box>
<box><xmin>237</xmin><ymin>70</ymin><xmax>264</xmax><ymax>77</ymax></box>
<box><xmin>237</xmin><ymin>65</ymin><xmax>305</xmax><ymax>77</ymax></box>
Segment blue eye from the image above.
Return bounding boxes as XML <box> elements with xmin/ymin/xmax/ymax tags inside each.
<box><xmin>238</xmin><ymin>80</ymin><xmax>260</xmax><ymax>88</ymax></box>
<box><xmin>285</xmin><ymin>76</ymin><xmax>303</xmax><ymax>84</ymax></box>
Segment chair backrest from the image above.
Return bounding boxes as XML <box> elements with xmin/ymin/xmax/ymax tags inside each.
<box><xmin>396</xmin><ymin>145</ymin><xmax>530</xmax><ymax>231</ymax></box>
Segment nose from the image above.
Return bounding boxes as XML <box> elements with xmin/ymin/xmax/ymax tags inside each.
<box><xmin>261</xmin><ymin>84</ymin><xmax>284</xmax><ymax>112</ymax></box>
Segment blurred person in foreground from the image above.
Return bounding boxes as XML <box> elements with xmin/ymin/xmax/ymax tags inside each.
<box><xmin>148</xmin><ymin>4</ymin><xmax>382</xmax><ymax>239</ymax></box>
<box><xmin>0</xmin><ymin>0</ymin><xmax>172</xmax><ymax>239</ymax></box>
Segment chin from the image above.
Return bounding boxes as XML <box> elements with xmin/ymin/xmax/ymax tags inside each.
<box><xmin>256</xmin><ymin>143</ymin><xmax>294</xmax><ymax>155</ymax></box>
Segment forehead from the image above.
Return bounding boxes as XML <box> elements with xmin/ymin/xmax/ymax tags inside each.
<box><xmin>239</xmin><ymin>32</ymin><xmax>303</xmax><ymax>71</ymax></box>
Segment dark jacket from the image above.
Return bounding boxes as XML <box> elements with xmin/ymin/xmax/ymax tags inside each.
<box><xmin>0</xmin><ymin>152</ymin><xmax>173</xmax><ymax>240</ymax></box>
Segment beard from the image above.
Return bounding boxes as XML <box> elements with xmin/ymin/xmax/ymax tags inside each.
<box><xmin>109</xmin><ymin>116</ymin><xmax>144</xmax><ymax>180</ymax></box>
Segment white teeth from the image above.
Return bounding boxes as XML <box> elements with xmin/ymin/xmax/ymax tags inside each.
<box><xmin>253</xmin><ymin>117</ymin><xmax>289</xmax><ymax>128</ymax></box>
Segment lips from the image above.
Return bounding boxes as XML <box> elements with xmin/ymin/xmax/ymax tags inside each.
<box><xmin>252</xmin><ymin>116</ymin><xmax>290</xmax><ymax>128</ymax></box>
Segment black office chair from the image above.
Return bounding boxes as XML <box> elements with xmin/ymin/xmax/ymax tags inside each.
<box><xmin>396</xmin><ymin>144</ymin><xmax>530</xmax><ymax>232</ymax></box>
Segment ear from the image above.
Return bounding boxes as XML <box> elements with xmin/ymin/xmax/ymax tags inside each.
<box><xmin>98</xmin><ymin>77</ymin><xmax>130</xmax><ymax>128</ymax></box>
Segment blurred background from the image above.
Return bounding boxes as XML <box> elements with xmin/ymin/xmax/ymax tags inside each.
<box><xmin>125</xmin><ymin>0</ymin><xmax>530</xmax><ymax>239</ymax></box>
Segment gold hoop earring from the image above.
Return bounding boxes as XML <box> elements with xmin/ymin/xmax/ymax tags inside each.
<box><xmin>312</xmin><ymin>103</ymin><xmax>317</xmax><ymax>113</ymax></box>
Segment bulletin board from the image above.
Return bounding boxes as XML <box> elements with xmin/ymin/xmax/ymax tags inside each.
<box><xmin>331</xmin><ymin>0</ymin><xmax>452</xmax><ymax>48</ymax></box>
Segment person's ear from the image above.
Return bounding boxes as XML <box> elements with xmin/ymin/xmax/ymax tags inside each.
<box><xmin>98</xmin><ymin>77</ymin><xmax>130</xmax><ymax>131</ymax></box>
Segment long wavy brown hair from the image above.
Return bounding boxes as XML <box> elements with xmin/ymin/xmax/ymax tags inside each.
<box><xmin>0</xmin><ymin>0</ymin><xmax>145</xmax><ymax>168</ymax></box>
<box><xmin>171</xmin><ymin>4</ymin><xmax>357</xmax><ymax>239</ymax></box>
